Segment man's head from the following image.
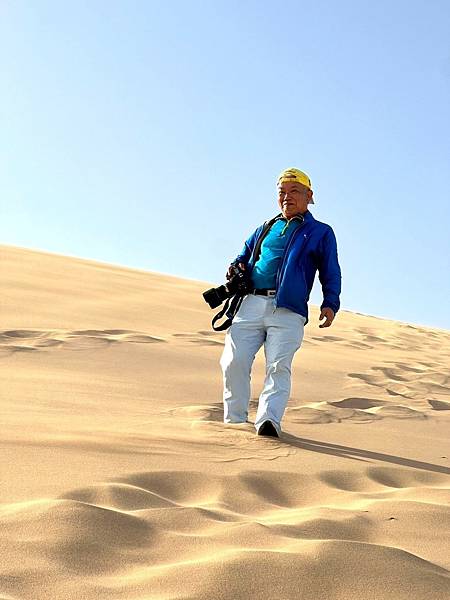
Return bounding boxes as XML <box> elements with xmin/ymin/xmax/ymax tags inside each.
<box><xmin>277</xmin><ymin>167</ymin><xmax>314</xmax><ymax>220</ymax></box>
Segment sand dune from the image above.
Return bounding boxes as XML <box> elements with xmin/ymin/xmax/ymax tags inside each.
<box><xmin>1</xmin><ymin>244</ymin><xmax>449</xmax><ymax>599</ymax></box>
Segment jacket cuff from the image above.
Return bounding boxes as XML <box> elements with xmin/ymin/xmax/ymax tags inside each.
<box><xmin>321</xmin><ymin>301</ymin><xmax>339</xmax><ymax>314</ymax></box>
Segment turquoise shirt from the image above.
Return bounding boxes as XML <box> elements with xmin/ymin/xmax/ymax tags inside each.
<box><xmin>251</xmin><ymin>217</ymin><xmax>302</xmax><ymax>289</ymax></box>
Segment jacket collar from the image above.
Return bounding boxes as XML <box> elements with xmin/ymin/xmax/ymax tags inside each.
<box><xmin>274</xmin><ymin>209</ymin><xmax>314</xmax><ymax>223</ymax></box>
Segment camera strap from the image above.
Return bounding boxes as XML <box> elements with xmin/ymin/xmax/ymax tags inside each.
<box><xmin>211</xmin><ymin>294</ymin><xmax>245</xmax><ymax>331</ymax></box>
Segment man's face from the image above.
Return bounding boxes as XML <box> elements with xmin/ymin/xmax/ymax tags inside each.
<box><xmin>277</xmin><ymin>180</ymin><xmax>313</xmax><ymax>219</ymax></box>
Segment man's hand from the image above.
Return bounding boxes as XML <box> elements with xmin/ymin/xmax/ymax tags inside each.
<box><xmin>319</xmin><ymin>307</ymin><xmax>335</xmax><ymax>328</ymax></box>
<box><xmin>226</xmin><ymin>262</ymin><xmax>246</xmax><ymax>280</ymax></box>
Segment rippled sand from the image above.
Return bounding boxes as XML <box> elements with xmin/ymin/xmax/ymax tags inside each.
<box><xmin>1</xmin><ymin>244</ymin><xmax>449</xmax><ymax>600</ymax></box>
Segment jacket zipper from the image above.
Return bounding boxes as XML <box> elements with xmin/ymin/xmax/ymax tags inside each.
<box><xmin>273</xmin><ymin>222</ymin><xmax>308</xmax><ymax>313</ymax></box>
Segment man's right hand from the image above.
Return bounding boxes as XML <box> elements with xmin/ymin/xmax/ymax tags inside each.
<box><xmin>226</xmin><ymin>262</ymin><xmax>246</xmax><ymax>280</ymax></box>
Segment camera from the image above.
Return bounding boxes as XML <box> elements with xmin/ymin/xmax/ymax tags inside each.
<box><xmin>203</xmin><ymin>264</ymin><xmax>253</xmax><ymax>309</ymax></box>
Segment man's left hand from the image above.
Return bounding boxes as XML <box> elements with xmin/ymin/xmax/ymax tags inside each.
<box><xmin>319</xmin><ymin>307</ymin><xmax>335</xmax><ymax>328</ymax></box>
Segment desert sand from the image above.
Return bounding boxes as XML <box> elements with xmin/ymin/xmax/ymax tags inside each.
<box><xmin>1</xmin><ymin>243</ymin><xmax>449</xmax><ymax>600</ymax></box>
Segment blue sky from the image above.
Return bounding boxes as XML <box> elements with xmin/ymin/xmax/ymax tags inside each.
<box><xmin>1</xmin><ymin>1</ymin><xmax>449</xmax><ymax>330</ymax></box>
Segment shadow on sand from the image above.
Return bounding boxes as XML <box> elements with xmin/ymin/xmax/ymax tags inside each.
<box><xmin>280</xmin><ymin>433</ymin><xmax>450</xmax><ymax>475</ymax></box>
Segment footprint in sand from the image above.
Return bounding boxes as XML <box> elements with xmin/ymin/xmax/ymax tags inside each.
<box><xmin>166</xmin><ymin>404</ymin><xmax>224</xmax><ymax>422</ymax></box>
<box><xmin>287</xmin><ymin>406</ymin><xmax>339</xmax><ymax>424</ymax></box>
<box><xmin>0</xmin><ymin>329</ymin><xmax>64</xmax><ymax>353</ymax></box>
<box><xmin>311</xmin><ymin>335</ymin><xmax>345</xmax><ymax>343</ymax></box>
<box><xmin>287</xmin><ymin>403</ymin><xmax>382</xmax><ymax>424</ymax></box>
<box><xmin>121</xmin><ymin>333</ymin><xmax>166</xmax><ymax>343</ymax></box>
<box><xmin>172</xmin><ymin>332</ymin><xmax>224</xmax><ymax>346</ymax></box>
<box><xmin>1</xmin><ymin>329</ymin><xmax>46</xmax><ymax>339</ymax></box>
<box><xmin>428</xmin><ymin>400</ymin><xmax>450</xmax><ymax>411</ymax></box>
<box><xmin>346</xmin><ymin>365</ymin><xmax>443</xmax><ymax>402</ymax></box>
<box><xmin>288</xmin><ymin>396</ymin><xmax>428</xmax><ymax>424</ymax></box>
<box><xmin>1</xmin><ymin>345</ymin><xmax>40</xmax><ymax>354</ymax></box>
<box><xmin>391</xmin><ymin>362</ymin><xmax>427</xmax><ymax>374</ymax></box>
<box><xmin>329</xmin><ymin>398</ymin><xmax>388</xmax><ymax>410</ymax></box>
<box><xmin>371</xmin><ymin>366</ymin><xmax>417</xmax><ymax>382</ymax></box>
<box><xmin>197</xmin><ymin>330</ymin><xmax>225</xmax><ymax>337</ymax></box>
<box><xmin>345</xmin><ymin>341</ymin><xmax>374</xmax><ymax>350</ymax></box>
<box><xmin>71</xmin><ymin>330</ymin><xmax>166</xmax><ymax>344</ymax></box>
<box><xmin>0</xmin><ymin>328</ymin><xmax>168</xmax><ymax>353</ymax></box>
<box><xmin>369</xmin><ymin>405</ymin><xmax>426</xmax><ymax>419</ymax></box>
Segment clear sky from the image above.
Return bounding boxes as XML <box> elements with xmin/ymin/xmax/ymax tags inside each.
<box><xmin>1</xmin><ymin>1</ymin><xmax>449</xmax><ymax>330</ymax></box>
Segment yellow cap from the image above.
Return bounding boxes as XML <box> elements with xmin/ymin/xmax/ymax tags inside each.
<box><xmin>277</xmin><ymin>167</ymin><xmax>314</xmax><ymax>204</ymax></box>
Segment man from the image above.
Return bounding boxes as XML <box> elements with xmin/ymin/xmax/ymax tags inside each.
<box><xmin>219</xmin><ymin>167</ymin><xmax>342</xmax><ymax>438</ymax></box>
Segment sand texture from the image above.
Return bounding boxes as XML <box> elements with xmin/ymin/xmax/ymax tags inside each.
<box><xmin>1</xmin><ymin>244</ymin><xmax>449</xmax><ymax>600</ymax></box>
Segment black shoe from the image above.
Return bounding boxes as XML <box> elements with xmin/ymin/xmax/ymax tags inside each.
<box><xmin>257</xmin><ymin>420</ymin><xmax>279</xmax><ymax>437</ymax></box>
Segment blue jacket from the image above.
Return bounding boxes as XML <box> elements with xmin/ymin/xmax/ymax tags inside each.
<box><xmin>232</xmin><ymin>210</ymin><xmax>342</xmax><ymax>325</ymax></box>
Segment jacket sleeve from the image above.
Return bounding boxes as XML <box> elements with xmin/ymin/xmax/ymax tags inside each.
<box><xmin>230</xmin><ymin>225</ymin><xmax>262</xmax><ymax>267</ymax></box>
<box><xmin>318</xmin><ymin>226</ymin><xmax>342</xmax><ymax>314</ymax></box>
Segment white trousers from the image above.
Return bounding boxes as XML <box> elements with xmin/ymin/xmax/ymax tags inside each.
<box><xmin>219</xmin><ymin>293</ymin><xmax>306</xmax><ymax>435</ymax></box>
